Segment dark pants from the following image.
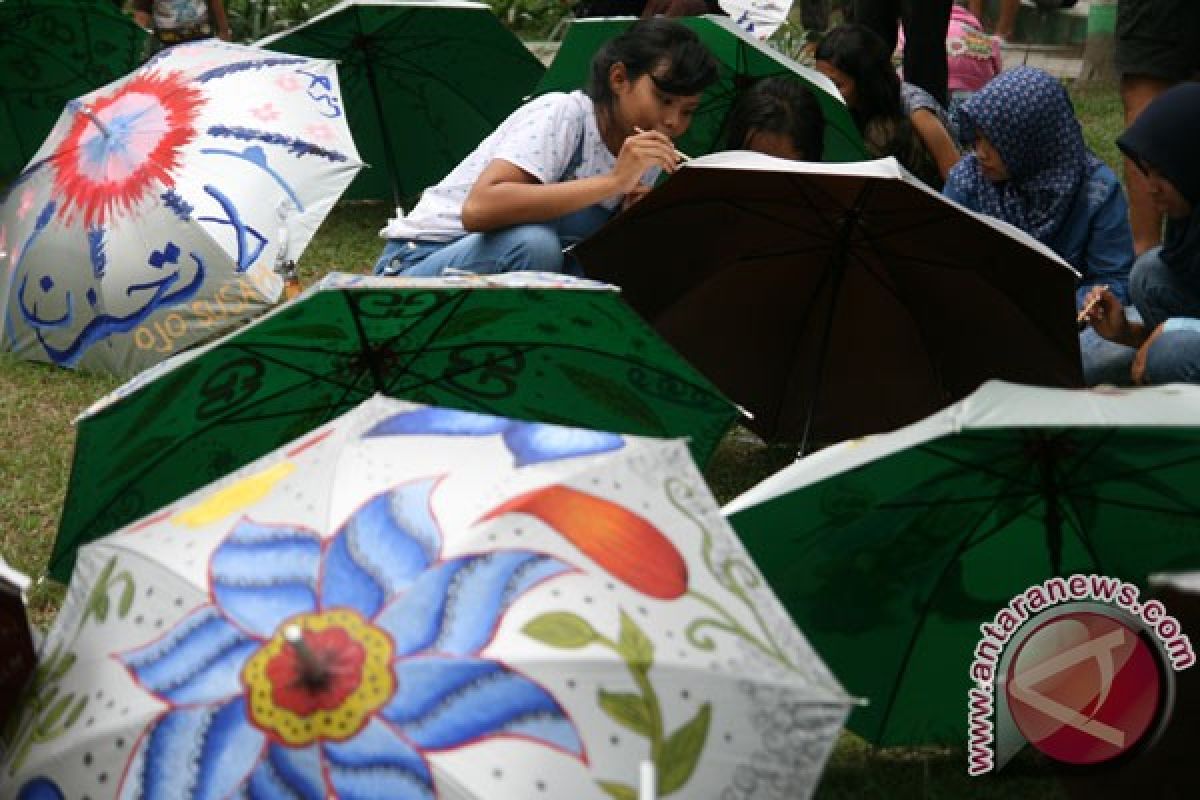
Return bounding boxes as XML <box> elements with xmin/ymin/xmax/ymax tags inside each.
<box><xmin>854</xmin><ymin>0</ymin><xmax>953</xmax><ymax>107</ymax></box>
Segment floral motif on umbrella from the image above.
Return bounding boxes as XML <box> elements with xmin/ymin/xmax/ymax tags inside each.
<box><xmin>117</xmin><ymin>478</ymin><xmax>583</xmax><ymax>798</ymax></box>
<box><xmin>51</xmin><ymin>71</ymin><xmax>204</xmax><ymax>227</ymax></box>
<box><xmin>364</xmin><ymin>406</ymin><xmax>625</xmax><ymax>467</ymax></box>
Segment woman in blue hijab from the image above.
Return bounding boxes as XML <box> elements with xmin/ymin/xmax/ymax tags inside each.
<box><xmin>943</xmin><ymin>67</ymin><xmax>1137</xmax><ymax>385</ymax></box>
<box><xmin>1082</xmin><ymin>82</ymin><xmax>1200</xmax><ymax>384</ymax></box>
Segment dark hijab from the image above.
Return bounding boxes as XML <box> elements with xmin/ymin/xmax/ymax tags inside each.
<box><xmin>1117</xmin><ymin>82</ymin><xmax>1200</xmax><ymax>286</ymax></box>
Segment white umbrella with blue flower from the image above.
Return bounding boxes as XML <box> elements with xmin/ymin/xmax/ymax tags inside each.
<box><xmin>1</xmin><ymin>396</ymin><xmax>852</xmax><ymax>800</ymax></box>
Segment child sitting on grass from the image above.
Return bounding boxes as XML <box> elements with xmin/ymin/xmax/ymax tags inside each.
<box><xmin>374</xmin><ymin>18</ymin><xmax>718</xmax><ymax>278</ymax></box>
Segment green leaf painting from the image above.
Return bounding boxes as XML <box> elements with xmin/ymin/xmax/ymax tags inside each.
<box><xmin>523</xmin><ymin>612</ymin><xmax>598</xmax><ymax>649</ymax></box>
<box><xmin>658</xmin><ymin>703</ymin><xmax>712</xmax><ymax>795</ymax></box>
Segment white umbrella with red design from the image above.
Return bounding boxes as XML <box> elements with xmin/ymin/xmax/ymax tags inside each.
<box><xmin>0</xmin><ymin>40</ymin><xmax>362</xmax><ymax>378</ymax></box>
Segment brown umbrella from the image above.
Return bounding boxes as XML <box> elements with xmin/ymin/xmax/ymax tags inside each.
<box><xmin>573</xmin><ymin>152</ymin><xmax>1083</xmax><ymax>451</ymax></box>
<box><xmin>0</xmin><ymin>560</ymin><xmax>35</xmax><ymax>730</ymax></box>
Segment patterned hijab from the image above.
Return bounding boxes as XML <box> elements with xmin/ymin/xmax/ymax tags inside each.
<box><xmin>949</xmin><ymin>67</ymin><xmax>1100</xmax><ymax>242</ymax></box>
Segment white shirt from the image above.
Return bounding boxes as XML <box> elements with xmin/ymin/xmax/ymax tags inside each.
<box><xmin>382</xmin><ymin>91</ymin><xmax>641</xmax><ymax>243</ymax></box>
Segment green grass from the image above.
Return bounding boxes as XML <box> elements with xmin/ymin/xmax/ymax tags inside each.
<box><xmin>0</xmin><ymin>81</ymin><xmax>1124</xmax><ymax>797</ymax></box>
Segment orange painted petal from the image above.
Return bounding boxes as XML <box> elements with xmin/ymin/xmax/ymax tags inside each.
<box><xmin>479</xmin><ymin>485</ymin><xmax>687</xmax><ymax>600</ymax></box>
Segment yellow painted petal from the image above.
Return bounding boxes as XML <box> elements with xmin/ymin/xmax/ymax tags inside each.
<box><xmin>174</xmin><ymin>461</ymin><xmax>295</xmax><ymax>528</ymax></box>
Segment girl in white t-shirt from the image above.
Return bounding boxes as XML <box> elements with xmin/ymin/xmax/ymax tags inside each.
<box><xmin>374</xmin><ymin>18</ymin><xmax>719</xmax><ymax>277</ymax></box>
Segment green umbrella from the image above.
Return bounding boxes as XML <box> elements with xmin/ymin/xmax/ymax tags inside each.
<box><xmin>0</xmin><ymin>0</ymin><xmax>147</xmax><ymax>181</ymax></box>
<box><xmin>724</xmin><ymin>381</ymin><xmax>1200</xmax><ymax>746</ymax></box>
<box><xmin>257</xmin><ymin>0</ymin><xmax>544</xmax><ymax>205</ymax></box>
<box><xmin>51</xmin><ymin>272</ymin><xmax>739</xmax><ymax>581</ymax></box>
<box><xmin>535</xmin><ymin>15</ymin><xmax>866</xmax><ymax>163</ymax></box>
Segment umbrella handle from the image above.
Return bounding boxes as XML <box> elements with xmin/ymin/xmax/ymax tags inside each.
<box><xmin>77</xmin><ymin>105</ymin><xmax>113</xmax><ymax>140</ymax></box>
<box><xmin>639</xmin><ymin>760</ymin><xmax>656</xmax><ymax>800</ymax></box>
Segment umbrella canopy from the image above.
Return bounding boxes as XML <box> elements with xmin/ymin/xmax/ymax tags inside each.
<box><xmin>0</xmin><ymin>40</ymin><xmax>363</xmax><ymax>378</ymax></box>
<box><xmin>0</xmin><ymin>0</ymin><xmax>147</xmax><ymax>183</ymax></box>
<box><xmin>258</xmin><ymin>0</ymin><xmax>545</xmax><ymax>205</ymax></box>
<box><xmin>574</xmin><ymin>152</ymin><xmax>1084</xmax><ymax>449</ymax></box>
<box><xmin>724</xmin><ymin>380</ymin><xmax>1200</xmax><ymax>746</ymax></box>
<box><xmin>535</xmin><ymin>15</ymin><xmax>866</xmax><ymax>163</ymax></box>
<box><xmin>0</xmin><ymin>558</ymin><xmax>35</xmax><ymax>731</ymax></box>
<box><xmin>50</xmin><ymin>271</ymin><xmax>740</xmax><ymax>582</ymax></box>
<box><xmin>3</xmin><ymin>395</ymin><xmax>851</xmax><ymax>800</ymax></box>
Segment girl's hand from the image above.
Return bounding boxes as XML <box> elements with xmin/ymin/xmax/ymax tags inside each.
<box><xmin>621</xmin><ymin>184</ymin><xmax>653</xmax><ymax>211</ymax></box>
<box><xmin>1081</xmin><ymin>286</ymin><xmax>1133</xmax><ymax>344</ymax></box>
<box><xmin>610</xmin><ymin>130</ymin><xmax>679</xmax><ymax>195</ymax></box>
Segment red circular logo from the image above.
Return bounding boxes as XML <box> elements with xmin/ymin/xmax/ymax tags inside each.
<box><xmin>1005</xmin><ymin>610</ymin><xmax>1163</xmax><ymax>765</ymax></box>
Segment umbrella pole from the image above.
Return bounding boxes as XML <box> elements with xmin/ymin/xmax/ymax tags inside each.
<box><xmin>797</xmin><ymin>194</ymin><xmax>870</xmax><ymax>456</ymax></box>
<box><xmin>357</xmin><ymin>34</ymin><xmax>405</xmax><ymax>209</ymax></box>
<box><xmin>1037</xmin><ymin>446</ymin><xmax>1065</xmax><ymax>576</ymax></box>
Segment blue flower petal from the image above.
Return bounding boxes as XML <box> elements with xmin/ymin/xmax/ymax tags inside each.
<box><xmin>321</xmin><ymin>480</ymin><xmax>442</xmax><ymax>615</ymax></box>
<box><xmin>212</xmin><ymin>520</ymin><xmax>320</xmax><ymax>638</ymax></box>
<box><xmin>503</xmin><ymin>422</ymin><xmax>625</xmax><ymax>467</ymax></box>
<box><xmin>16</xmin><ymin>778</ymin><xmax>63</xmax><ymax>800</ymax></box>
<box><xmin>244</xmin><ymin>744</ymin><xmax>325</xmax><ymax>800</ymax></box>
<box><xmin>137</xmin><ymin>698</ymin><xmax>265</xmax><ymax>800</ymax></box>
<box><xmin>121</xmin><ymin>607</ymin><xmax>258</xmax><ymax>706</ymax></box>
<box><xmin>373</xmin><ymin>560</ymin><xmax>462</xmax><ymax>657</ymax></box>
<box><xmin>323</xmin><ymin>718</ymin><xmax>433</xmax><ymax>800</ymax></box>
<box><xmin>382</xmin><ymin>658</ymin><xmax>582</xmax><ymax>756</ymax></box>
<box><xmin>365</xmin><ymin>408</ymin><xmax>511</xmax><ymax>438</ymax></box>
<box><xmin>376</xmin><ymin>551</ymin><xmax>567</xmax><ymax>658</ymax></box>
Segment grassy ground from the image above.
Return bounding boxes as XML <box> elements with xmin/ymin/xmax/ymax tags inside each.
<box><xmin>1</xmin><ymin>79</ymin><xmax>1126</xmax><ymax>798</ymax></box>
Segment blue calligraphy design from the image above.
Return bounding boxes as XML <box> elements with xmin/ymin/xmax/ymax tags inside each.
<box><xmin>206</xmin><ymin>125</ymin><xmax>348</xmax><ymax>163</ymax></box>
<box><xmin>17</xmin><ymin>244</ymin><xmax>207</xmax><ymax>366</ymax></box>
<box><xmin>297</xmin><ymin>69</ymin><xmax>343</xmax><ymax>118</ymax></box>
<box><xmin>87</xmin><ymin>228</ymin><xmax>107</xmax><ymax>279</ymax></box>
<box><xmin>197</xmin><ymin>185</ymin><xmax>266</xmax><ymax>273</ymax></box>
<box><xmin>195</xmin><ymin>57</ymin><xmax>309</xmax><ymax>84</ymax></box>
<box><xmin>161</xmin><ymin>189</ymin><xmax>194</xmax><ymax>220</ymax></box>
<box><xmin>199</xmin><ymin>145</ymin><xmax>305</xmax><ymax>212</ymax></box>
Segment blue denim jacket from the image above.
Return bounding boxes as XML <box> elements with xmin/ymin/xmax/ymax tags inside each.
<box><xmin>945</xmin><ymin>161</ymin><xmax>1135</xmax><ymax>309</ymax></box>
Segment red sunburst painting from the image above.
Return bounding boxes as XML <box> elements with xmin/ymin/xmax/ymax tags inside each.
<box><xmin>52</xmin><ymin>71</ymin><xmax>205</xmax><ymax>227</ymax></box>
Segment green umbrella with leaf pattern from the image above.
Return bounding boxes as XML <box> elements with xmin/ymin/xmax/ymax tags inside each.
<box><xmin>0</xmin><ymin>0</ymin><xmax>147</xmax><ymax>181</ymax></box>
<box><xmin>50</xmin><ymin>271</ymin><xmax>740</xmax><ymax>582</ymax></box>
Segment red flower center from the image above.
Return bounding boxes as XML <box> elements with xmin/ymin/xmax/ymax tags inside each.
<box><xmin>264</xmin><ymin>626</ymin><xmax>365</xmax><ymax>716</ymax></box>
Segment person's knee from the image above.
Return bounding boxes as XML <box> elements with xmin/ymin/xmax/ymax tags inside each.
<box><xmin>1144</xmin><ymin>330</ymin><xmax>1200</xmax><ymax>384</ymax></box>
<box><xmin>1130</xmin><ymin>247</ymin><xmax>1170</xmax><ymax>307</ymax></box>
<box><xmin>374</xmin><ymin>240</ymin><xmax>407</xmax><ymax>276</ymax></box>
<box><xmin>502</xmin><ymin>225</ymin><xmax>565</xmax><ymax>272</ymax></box>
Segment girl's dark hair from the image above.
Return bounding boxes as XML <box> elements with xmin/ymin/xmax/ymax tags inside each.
<box><xmin>725</xmin><ymin>77</ymin><xmax>826</xmax><ymax>160</ymax></box>
<box><xmin>586</xmin><ymin>18</ymin><xmax>719</xmax><ymax>110</ymax></box>
<box><xmin>814</xmin><ymin>23</ymin><xmax>904</xmax><ymax>128</ymax></box>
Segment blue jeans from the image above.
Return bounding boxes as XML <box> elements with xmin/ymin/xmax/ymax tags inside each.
<box><xmin>374</xmin><ymin>204</ymin><xmax>613</xmax><ymax>277</ymax></box>
<box><xmin>1129</xmin><ymin>247</ymin><xmax>1200</xmax><ymax>383</ymax></box>
<box><xmin>1144</xmin><ymin>329</ymin><xmax>1200</xmax><ymax>383</ymax></box>
<box><xmin>1129</xmin><ymin>246</ymin><xmax>1200</xmax><ymax>330</ymax></box>
<box><xmin>1080</xmin><ymin>313</ymin><xmax>1139</xmax><ymax>386</ymax></box>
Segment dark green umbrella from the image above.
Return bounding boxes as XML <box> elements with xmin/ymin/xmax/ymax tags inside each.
<box><xmin>51</xmin><ymin>272</ymin><xmax>739</xmax><ymax>581</ymax></box>
<box><xmin>724</xmin><ymin>381</ymin><xmax>1200</xmax><ymax>746</ymax></box>
<box><xmin>257</xmin><ymin>0</ymin><xmax>544</xmax><ymax>205</ymax></box>
<box><xmin>0</xmin><ymin>0</ymin><xmax>147</xmax><ymax>181</ymax></box>
<box><xmin>535</xmin><ymin>15</ymin><xmax>866</xmax><ymax>163</ymax></box>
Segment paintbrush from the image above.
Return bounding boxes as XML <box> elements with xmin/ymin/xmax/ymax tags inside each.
<box><xmin>633</xmin><ymin>127</ymin><xmax>690</xmax><ymax>163</ymax></box>
<box><xmin>1077</xmin><ymin>284</ymin><xmax>1109</xmax><ymax>331</ymax></box>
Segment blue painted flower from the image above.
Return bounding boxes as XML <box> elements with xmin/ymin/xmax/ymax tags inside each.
<box><xmin>118</xmin><ymin>478</ymin><xmax>581</xmax><ymax>799</ymax></box>
<box><xmin>366</xmin><ymin>407</ymin><xmax>624</xmax><ymax>467</ymax></box>
<box><xmin>16</xmin><ymin>777</ymin><xmax>63</xmax><ymax>800</ymax></box>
